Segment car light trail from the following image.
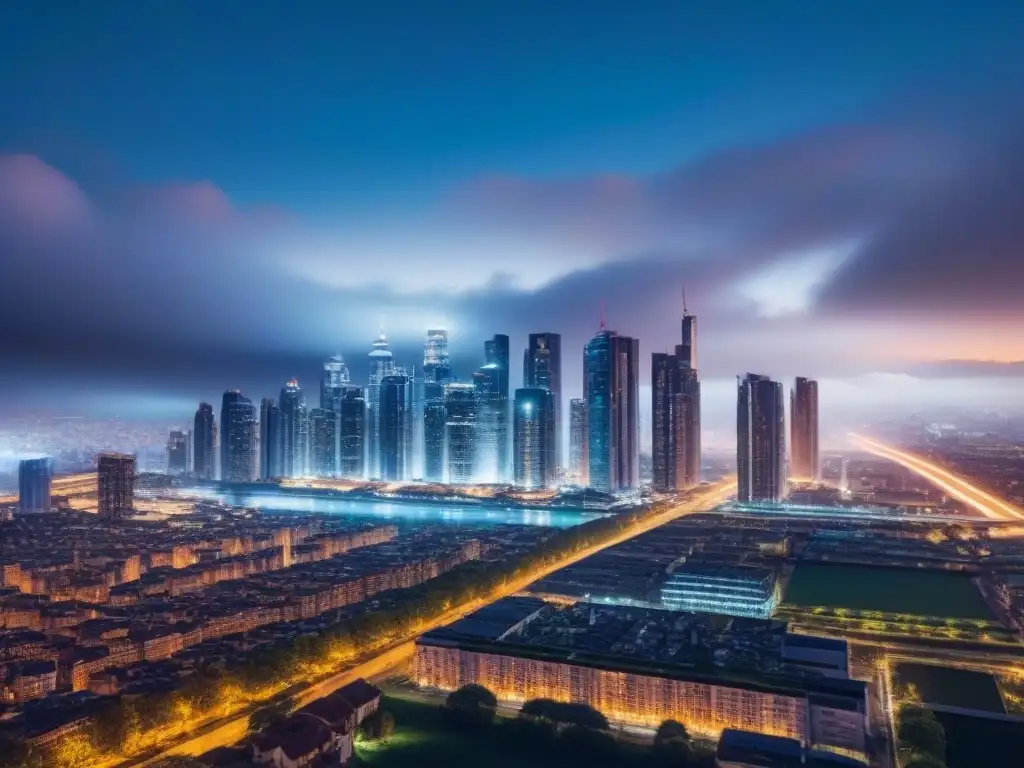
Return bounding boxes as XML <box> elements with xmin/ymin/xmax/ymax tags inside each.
<box><xmin>849</xmin><ymin>433</ymin><xmax>1024</xmax><ymax>522</ymax></box>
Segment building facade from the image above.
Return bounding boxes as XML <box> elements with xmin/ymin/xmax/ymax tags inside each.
<box><xmin>98</xmin><ymin>453</ymin><xmax>135</xmax><ymax>518</ymax></box>
<box><xmin>737</xmin><ymin>374</ymin><xmax>787</xmax><ymax>502</ymax></box>
<box><xmin>338</xmin><ymin>386</ymin><xmax>366</xmax><ymax>479</ymax></box>
<box><xmin>259</xmin><ymin>397</ymin><xmax>282</xmax><ymax>480</ymax></box>
<box><xmin>193</xmin><ymin>402</ymin><xmax>215</xmax><ymax>480</ymax></box>
<box><xmin>279</xmin><ymin>379</ymin><xmax>308</xmax><ymax>479</ymax></box>
<box><xmin>568</xmin><ymin>399</ymin><xmax>588</xmax><ymax>486</ymax></box>
<box><xmin>18</xmin><ymin>458</ymin><xmax>52</xmax><ymax>513</ymax></box>
<box><xmin>423</xmin><ymin>381</ymin><xmax>447</xmax><ymax>483</ymax></box>
<box><xmin>445</xmin><ymin>383</ymin><xmax>477</xmax><ymax>484</ymax></box>
<box><xmin>166</xmin><ymin>430</ymin><xmax>187</xmax><ymax>475</ymax></box>
<box><xmin>524</xmin><ymin>333</ymin><xmax>562</xmax><ymax>473</ymax></box>
<box><xmin>790</xmin><ymin>377</ymin><xmax>820</xmax><ymax>481</ymax></box>
<box><xmin>513</xmin><ymin>387</ymin><xmax>556</xmax><ymax>489</ymax></box>
<box><xmin>584</xmin><ymin>329</ymin><xmax>640</xmax><ymax>493</ymax></box>
<box><xmin>379</xmin><ymin>374</ymin><xmax>410</xmax><ymax>481</ymax></box>
<box><xmin>221</xmin><ymin>390</ymin><xmax>258</xmax><ymax>483</ymax></box>
<box><xmin>366</xmin><ymin>332</ymin><xmax>396</xmax><ymax>479</ymax></box>
<box><xmin>309</xmin><ymin>408</ymin><xmax>338</xmax><ymax>478</ymax></box>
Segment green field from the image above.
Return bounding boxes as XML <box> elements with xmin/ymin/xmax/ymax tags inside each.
<box><xmin>783</xmin><ymin>563</ymin><xmax>995</xmax><ymax>620</ymax></box>
<box><xmin>896</xmin><ymin>663</ymin><xmax>1006</xmax><ymax>714</ymax></box>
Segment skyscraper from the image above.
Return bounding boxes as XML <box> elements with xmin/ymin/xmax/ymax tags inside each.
<box><xmin>514</xmin><ymin>388</ymin><xmax>556</xmax><ymax>489</ymax></box>
<box><xmin>279</xmin><ymin>379</ymin><xmax>308</xmax><ymax>479</ymax></box>
<box><xmin>445</xmin><ymin>383</ymin><xmax>477</xmax><ymax>484</ymax></box>
<box><xmin>367</xmin><ymin>331</ymin><xmax>396</xmax><ymax>479</ymax></box>
<box><xmin>320</xmin><ymin>354</ymin><xmax>350</xmax><ymax>410</ymax></box>
<box><xmin>652</xmin><ymin>295</ymin><xmax>702</xmax><ymax>492</ymax></box>
<box><xmin>193</xmin><ymin>402</ymin><xmax>215</xmax><ymax>480</ymax></box>
<box><xmin>790</xmin><ymin>377</ymin><xmax>820</xmax><ymax>481</ymax></box>
<box><xmin>18</xmin><ymin>457</ymin><xmax>52</xmax><ymax>513</ymax></box>
<box><xmin>524</xmin><ymin>333</ymin><xmax>562</xmax><ymax>472</ymax></box>
<box><xmin>423</xmin><ymin>329</ymin><xmax>451</xmax><ymax>382</ymax></box>
<box><xmin>737</xmin><ymin>374</ymin><xmax>787</xmax><ymax>502</ymax></box>
<box><xmin>379</xmin><ymin>373</ymin><xmax>410</xmax><ymax>481</ymax></box>
<box><xmin>309</xmin><ymin>408</ymin><xmax>338</xmax><ymax>478</ymax></box>
<box><xmin>221</xmin><ymin>390</ymin><xmax>258</xmax><ymax>483</ymax></box>
<box><xmin>166</xmin><ymin>430</ymin><xmax>187</xmax><ymax>475</ymax></box>
<box><xmin>423</xmin><ymin>380</ymin><xmax>446</xmax><ymax>483</ymax></box>
<box><xmin>569</xmin><ymin>398</ymin><xmax>588</xmax><ymax>486</ymax></box>
<box><xmin>98</xmin><ymin>453</ymin><xmax>135</xmax><ymax>518</ymax></box>
<box><xmin>259</xmin><ymin>397</ymin><xmax>282</xmax><ymax>480</ymax></box>
<box><xmin>484</xmin><ymin>334</ymin><xmax>511</xmax><ymax>481</ymax></box>
<box><xmin>338</xmin><ymin>385</ymin><xmax>366</xmax><ymax>479</ymax></box>
<box><xmin>584</xmin><ymin>328</ymin><xmax>639</xmax><ymax>493</ymax></box>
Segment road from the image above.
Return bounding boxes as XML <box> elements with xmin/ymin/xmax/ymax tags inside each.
<box><xmin>848</xmin><ymin>433</ymin><xmax>1024</xmax><ymax>521</ymax></box>
<box><xmin>125</xmin><ymin>479</ymin><xmax>736</xmax><ymax>765</ymax></box>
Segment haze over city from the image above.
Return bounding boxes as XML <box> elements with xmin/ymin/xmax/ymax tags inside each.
<box><xmin>1</xmin><ymin>3</ymin><xmax>1023</xmax><ymax>439</ymax></box>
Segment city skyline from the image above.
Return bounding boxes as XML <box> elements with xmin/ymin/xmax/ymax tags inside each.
<box><xmin>0</xmin><ymin>4</ymin><xmax>1022</xmax><ymax>428</ymax></box>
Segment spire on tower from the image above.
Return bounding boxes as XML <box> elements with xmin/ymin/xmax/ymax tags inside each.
<box><xmin>682</xmin><ymin>284</ymin><xmax>688</xmax><ymax>314</ymax></box>
<box><xmin>599</xmin><ymin>300</ymin><xmax>606</xmax><ymax>330</ymax></box>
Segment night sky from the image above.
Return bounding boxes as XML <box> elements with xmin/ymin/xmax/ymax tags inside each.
<box><xmin>1</xmin><ymin>2</ymin><xmax>1022</xmax><ymax>440</ymax></box>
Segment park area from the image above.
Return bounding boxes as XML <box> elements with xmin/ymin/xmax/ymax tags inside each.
<box><xmin>783</xmin><ymin>562</ymin><xmax>995</xmax><ymax>620</ymax></box>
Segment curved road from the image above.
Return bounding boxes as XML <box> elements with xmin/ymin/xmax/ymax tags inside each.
<box><xmin>125</xmin><ymin>479</ymin><xmax>736</xmax><ymax>765</ymax></box>
<box><xmin>848</xmin><ymin>433</ymin><xmax>1024</xmax><ymax>521</ymax></box>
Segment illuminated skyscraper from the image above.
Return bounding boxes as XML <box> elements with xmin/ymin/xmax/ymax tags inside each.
<box><xmin>651</xmin><ymin>352</ymin><xmax>701</xmax><ymax>492</ymax></box>
<box><xmin>737</xmin><ymin>374</ymin><xmax>786</xmax><ymax>502</ymax></box>
<box><xmin>367</xmin><ymin>330</ymin><xmax>396</xmax><ymax>479</ymax></box>
<box><xmin>221</xmin><ymin>391</ymin><xmax>258</xmax><ymax>483</ymax></box>
<box><xmin>320</xmin><ymin>354</ymin><xmax>350</xmax><ymax>411</ymax></box>
<box><xmin>423</xmin><ymin>329</ymin><xmax>451</xmax><ymax>382</ymax></box>
<box><xmin>338</xmin><ymin>386</ymin><xmax>366</xmax><ymax>479</ymax></box>
<box><xmin>423</xmin><ymin>380</ymin><xmax>446</xmax><ymax>482</ymax></box>
<box><xmin>514</xmin><ymin>387</ymin><xmax>555</xmax><ymax>489</ymax></box>
<box><xmin>790</xmin><ymin>377</ymin><xmax>820</xmax><ymax>481</ymax></box>
<box><xmin>484</xmin><ymin>334</ymin><xmax>510</xmax><ymax>481</ymax></box>
<box><xmin>279</xmin><ymin>379</ymin><xmax>308</xmax><ymax>479</ymax></box>
<box><xmin>584</xmin><ymin>329</ymin><xmax>639</xmax><ymax>493</ymax></box>
<box><xmin>98</xmin><ymin>453</ymin><xmax>135</xmax><ymax>518</ymax></box>
<box><xmin>18</xmin><ymin>457</ymin><xmax>52</xmax><ymax>513</ymax></box>
<box><xmin>259</xmin><ymin>397</ymin><xmax>282</xmax><ymax>479</ymax></box>
<box><xmin>193</xmin><ymin>402</ymin><xmax>215</xmax><ymax>480</ymax></box>
<box><xmin>524</xmin><ymin>333</ymin><xmax>562</xmax><ymax>472</ymax></box>
<box><xmin>379</xmin><ymin>373</ymin><xmax>410</xmax><ymax>481</ymax></box>
<box><xmin>473</xmin><ymin>335</ymin><xmax>509</xmax><ymax>484</ymax></box>
<box><xmin>445</xmin><ymin>383</ymin><xmax>477</xmax><ymax>484</ymax></box>
<box><xmin>309</xmin><ymin>408</ymin><xmax>338</xmax><ymax>478</ymax></box>
<box><xmin>166</xmin><ymin>429</ymin><xmax>187</xmax><ymax>475</ymax></box>
<box><xmin>568</xmin><ymin>398</ymin><xmax>588</xmax><ymax>485</ymax></box>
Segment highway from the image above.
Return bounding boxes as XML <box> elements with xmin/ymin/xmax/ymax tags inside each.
<box><xmin>123</xmin><ymin>479</ymin><xmax>736</xmax><ymax>765</ymax></box>
<box><xmin>848</xmin><ymin>433</ymin><xmax>1024</xmax><ymax>521</ymax></box>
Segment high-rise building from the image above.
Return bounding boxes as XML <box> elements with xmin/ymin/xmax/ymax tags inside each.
<box><xmin>423</xmin><ymin>380</ymin><xmax>446</xmax><ymax>483</ymax></box>
<box><xmin>524</xmin><ymin>333</ymin><xmax>562</xmax><ymax>472</ymax></box>
<box><xmin>484</xmin><ymin>334</ymin><xmax>510</xmax><ymax>481</ymax></box>
<box><xmin>514</xmin><ymin>388</ymin><xmax>556</xmax><ymax>489</ymax></box>
<box><xmin>259</xmin><ymin>397</ymin><xmax>282</xmax><ymax>480</ymax></box>
<box><xmin>423</xmin><ymin>329</ymin><xmax>451</xmax><ymax>382</ymax></box>
<box><xmin>221</xmin><ymin>390</ymin><xmax>258</xmax><ymax>483</ymax></box>
<box><xmin>98</xmin><ymin>453</ymin><xmax>135</xmax><ymax>518</ymax></box>
<box><xmin>568</xmin><ymin>398</ymin><xmax>588</xmax><ymax>485</ymax></box>
<box><xmin>790</xmin><ymin>377</ymin><xmax>820</xmax><ymax>481</ymax></box>
<box><xmin>18</xmin><ymin>457</ymin><xmax>52</xmax><ymax>513</ymax></box>
<box><xmin>166</xmin><ymin>430</ymin><xmax>187</xmax><ymax>475</ymax></box>
<box><xmin>367</xmin><ymin>331</ymin><xmax>396</xmax><ymax>479</ymax></box>
<box><xmin>652</xmin><ymin>297</ymin><xmax>702</xmax><ymax>492</ymax></box>
<box><xmin>309</xmin><ymin>408</ymin><xmax>338</xmax><ymax>478</ymax></box>
<box><xmin>193</xmin><ymin>403</ymin><xmax>215</xmax><ymax>480</ymax></box>
<box><xmin>737</xmin><ymin>374</ymin><xmax>787</xmax><ymax>502</ymax></box>
<box><xmin>584</xmin><ymin>329</ymin><xmax>639</xmax><ymax>493</ymax></box>
<box><xmin>185</xmin><ymin>429</ymin><xmax>194</xmax><ymax>474</ymax></box>
<box><xmin>320</xmin><ymin>354</ymin><xmax>350</xmax><ymax>410</ymax></box>
<box><xmin>338</xmin><ymin>385</ymin><xmax>366</xmax><ymax>479</ymax></box>
<box><xmin>379</xmin><ymin>374</ymin><xmax>410</xmax><ymax>481</ymax></box>
<box><xmin>279</xmin><ymin>379</ymin><xmax>308</xmax><ymax>479</ymax></box>
<box><xmin>445</xmin><ymin>383</ymin><xmax>477</xmax><ymax>484</ymax></box>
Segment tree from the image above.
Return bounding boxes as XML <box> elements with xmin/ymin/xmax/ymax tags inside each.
<box><xmin>520</xmin><ymin>699</ymin><xmax>609</xmax><ymax>730</ymax></box>
<box><xmin>654</xmin><ymin>719</ymin><xmax>690</xmax><ymax>745</ymax></box>
<box><xmin>556</xmin><ymin>724</ymin><xmax>619</xmax><ymax>762</ymax></box>
<box><xmin>247</xmin><ymin>696</ymin><xmax>295</xmax><ymax>735</ymax></box>
<box><xmin>897</xmin><ymin>707</ymin><xmax>946</xmax><ymax>762</ymax></box>
<box><xmin>444</xmin><ymin>684</ymin><xmax>498</xmax><ymax>728</ymax></box>
<box><xmin>361</xmin><ymin>709</ymin><xmax>396</xmax><ymax>741</ymax></box>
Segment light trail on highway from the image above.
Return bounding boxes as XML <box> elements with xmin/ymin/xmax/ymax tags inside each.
<box><xmin>848</xmin><ymin>433</ymin><xmax>1024</xmax><ymax>521</ymax></box>
<box><xmin>124</xmin><ymin>479</ymin><xmax>736</xmax><ymax>766</ymax></box>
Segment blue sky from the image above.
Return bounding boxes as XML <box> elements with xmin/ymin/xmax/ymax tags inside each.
<box><xmin>1</xmin><ymin>1</ymin><xmax>1023</xmax><ymax>436</ymax></box>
